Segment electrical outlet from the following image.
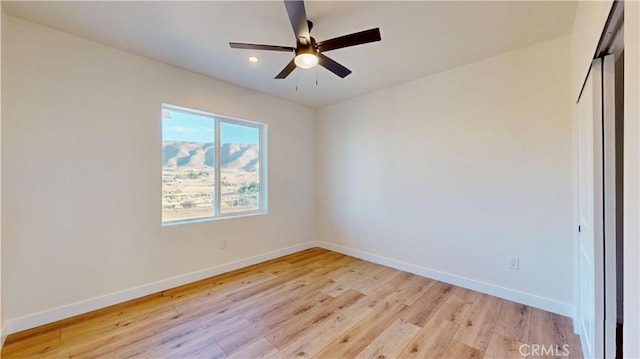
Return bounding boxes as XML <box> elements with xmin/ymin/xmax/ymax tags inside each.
<box><xmin>508</xmin><ymin>256</ymin><xmax>519</xmax><ymax>270</ymax></box>
<box><xmin>221</xmin><ymin>240</ymin><xmax>228</xmax><ymax>249</ymax></box>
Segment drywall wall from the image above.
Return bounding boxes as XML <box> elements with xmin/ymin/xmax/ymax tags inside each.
<box><xmin>623</xmin><ymin>1</ymin><xmax>640</xmax><ymax>356</ymax></box>
<box><xmin>571</xmin><ymin>0</ymin><xmax>613</xmax><ymax>100</ymax></box>
<box><xmin>317</xmin><ymin>36</ymin><xmax>573</xmax><ymax>314</ymax></box>
<box><xmin>1</xmin><ymin>14</ymin><xmax>316</xmax><ymax>331</ymax></box>
<box><xmin>0</xmin><ymin>4</ymin><xmax>4</xmax><ymax>347</ymax></box>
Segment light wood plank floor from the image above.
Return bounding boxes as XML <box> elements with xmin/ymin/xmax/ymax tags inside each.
<box><xmin>2</xmin><ymin>248</ymin><xmax>583</xmax><ymax>358</ymax></box>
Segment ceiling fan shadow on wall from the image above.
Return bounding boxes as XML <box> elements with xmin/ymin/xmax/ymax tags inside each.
<box><xmin>229</xmin><ymin>0</ymin><xmax>381</xmax><ymax>79</ymax></box>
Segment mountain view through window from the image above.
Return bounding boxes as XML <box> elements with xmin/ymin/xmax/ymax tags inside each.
<box><xmin>162</xmin><ymin>106</ymin><xmax>264</xmax><ymax>223</ymax></box>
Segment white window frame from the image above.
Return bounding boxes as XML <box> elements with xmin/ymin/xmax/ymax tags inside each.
<box><xmin>162</xmin><ymin>104</ymin><xmax>268</xmax><ymax>226</ymax></box>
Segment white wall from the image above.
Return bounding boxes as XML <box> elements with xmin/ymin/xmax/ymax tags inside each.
<box><xmin>623</xmin><ymin>1</ymin><xmax>640</xmax><ymax>356</ymax></box>
<box><xmin>1</xmin><ymin>15</ymin><xmax>316</xmax><ymax>332</ymax></box>
<box><xmin>0</xmin><ymin>3</ymin><xmax>4</xmax><ymax>346</ymax></box>
<box><xmin>316</xmin><ymin>37</ymin><xmax>573</xmax><ymax>314</ymax></box>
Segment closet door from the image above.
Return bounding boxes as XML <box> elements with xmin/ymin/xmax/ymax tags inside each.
<box><xmin>576</xmin><ymin>54</ymin><xmax>616</xmax><ymax>359</ymax></box>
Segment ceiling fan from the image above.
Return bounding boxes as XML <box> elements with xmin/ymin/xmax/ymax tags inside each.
<box><xmin>229</xmin><ymin>0</ymin><xmax>381</xmax><ymax>79</ymax></box>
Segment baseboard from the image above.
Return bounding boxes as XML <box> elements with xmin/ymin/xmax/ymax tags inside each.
<box><xmin>576</xmin><ymin>315</ymin><xmax>592</xmax><ymax>358</ymax></box>
<box><xmin>316</xmin><ymin>241</ymin><xmax>574</xmax><ymax>317</ymax></box>
<box><xmin>1</xmin><ymin>324</ymin><xmax>7</xmax><ymax>349</ymax></box>
<box><xmin>4</xmin><ymin>241</ymin><xmax>316</xmax><ymax>336</ymax></box>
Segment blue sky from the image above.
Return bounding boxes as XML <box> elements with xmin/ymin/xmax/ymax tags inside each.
<box><xmin>162</xmin><ymin>108</ymin><xmax>259</xmax><ymax>144</ymax></box>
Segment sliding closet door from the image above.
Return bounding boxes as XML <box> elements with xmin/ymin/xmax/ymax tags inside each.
<box><xmin>576</xmin><ymin>57</ymin><xmax>604</xmax><ymax>359</ymax></box>
<box><xmin>576</xmin><ymin>54</ymin><xmax>616</xmax><ymax>359</ymax></box>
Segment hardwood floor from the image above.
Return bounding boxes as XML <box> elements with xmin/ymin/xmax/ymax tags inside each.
<box><xmin>1</xmin><ymin>248</ymin><xmax>583</xmax><ymax>358</ymax></box>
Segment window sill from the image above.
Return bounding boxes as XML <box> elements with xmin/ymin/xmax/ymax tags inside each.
<box><xmin>162</xmin><ymin>210</ymin><xmax>268</xmax><ymax>227</ymax></box>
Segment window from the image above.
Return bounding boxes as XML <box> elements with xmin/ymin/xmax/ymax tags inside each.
<box><xmin>161</xmin><ymin>104</ymin><xmax>266</xmax><ymax>224</ymax></box>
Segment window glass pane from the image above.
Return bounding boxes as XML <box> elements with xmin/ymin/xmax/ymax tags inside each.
<box><xmin>220</xmin><ymin>122</ymin><xmax>260</xmax><ymax>213</ymax></box>
<box><xmin>162</xmin><ymin>108</ymin><xmax>215</xmax><ymax>222</ymax></box>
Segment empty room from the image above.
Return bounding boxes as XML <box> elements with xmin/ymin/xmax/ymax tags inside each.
<box><xmin>0</xmin><ymin>1</ymin><xmax>638</xmax><ymax>358</ymax></box>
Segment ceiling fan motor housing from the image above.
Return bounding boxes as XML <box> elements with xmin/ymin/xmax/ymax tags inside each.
<box><xmin>296</xmin><ymin>40</ymin><xmax>317</xmax><ymax>56</ymax></box>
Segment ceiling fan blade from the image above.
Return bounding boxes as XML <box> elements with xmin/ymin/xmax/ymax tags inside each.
<box><xmin>275</xmin><ymin>59</ymin><xmax>297</xmax><ymax>79</ymax></box>
<box><xmin>284</xmin><ymin>0</ymin><xmax>310</xmax><ymax>44</ymax></box>
<box><xmin>317</xmin><ymin>28</ymin><xmax>381</xmax><ymax>52</ymax></box>
<box><xmin>229</xmin><ymin>43</ymin><xmax>295</xmax><ymax>52</ymax></box>
<box><xmin>318</xmin><ymin>53</ymin><xmax>352</xmax><ymax>78</ymax></box>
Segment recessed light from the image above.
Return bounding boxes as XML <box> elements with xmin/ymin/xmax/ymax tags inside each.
<box><xmin>248</xmin><ymin>56</ymin><xmax>259</xmax><ymax>63</ymax></box>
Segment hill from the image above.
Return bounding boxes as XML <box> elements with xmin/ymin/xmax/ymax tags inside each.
<box><xmin>162</xmin><ymin>141</ymin><xmax>259</xmax><ymax>172</ymax></box>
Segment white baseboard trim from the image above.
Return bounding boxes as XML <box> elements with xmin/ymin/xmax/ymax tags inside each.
<box><xmin>316</xmin><ymin>241</ymin><xmax>574</xmax><ymax>317</ymax></box>
<box><xmin>4</xmin><ymin>241</ymin><xmax>316</xmax><ymax>336</ymax></box>
<box><xmin>576</xmin><ymin>316</ymin><xmax>592</xmax><ymax>358</ymax></box>
<box><xmin>1</xmin><ymin>324</ymin><xmax>7</xmax><ymax>348</ymax></box>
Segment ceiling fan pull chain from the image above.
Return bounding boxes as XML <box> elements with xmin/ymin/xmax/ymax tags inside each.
<box><xmin>315</xmin><ymin>67</ymin><xmax>318</xmax><ymax>86</ymax></box>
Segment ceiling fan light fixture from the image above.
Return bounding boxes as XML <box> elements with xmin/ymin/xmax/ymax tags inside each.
<box><xmin>294</xmin><ymin>52</ymin><xmax>318</xmax><ymax>69</ymax></box>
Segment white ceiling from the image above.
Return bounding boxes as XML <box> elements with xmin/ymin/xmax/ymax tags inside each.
<box><xmin>3</xmin><ymin>1</ymin><xmax>577</xmax><ymax>108</ymax></box>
